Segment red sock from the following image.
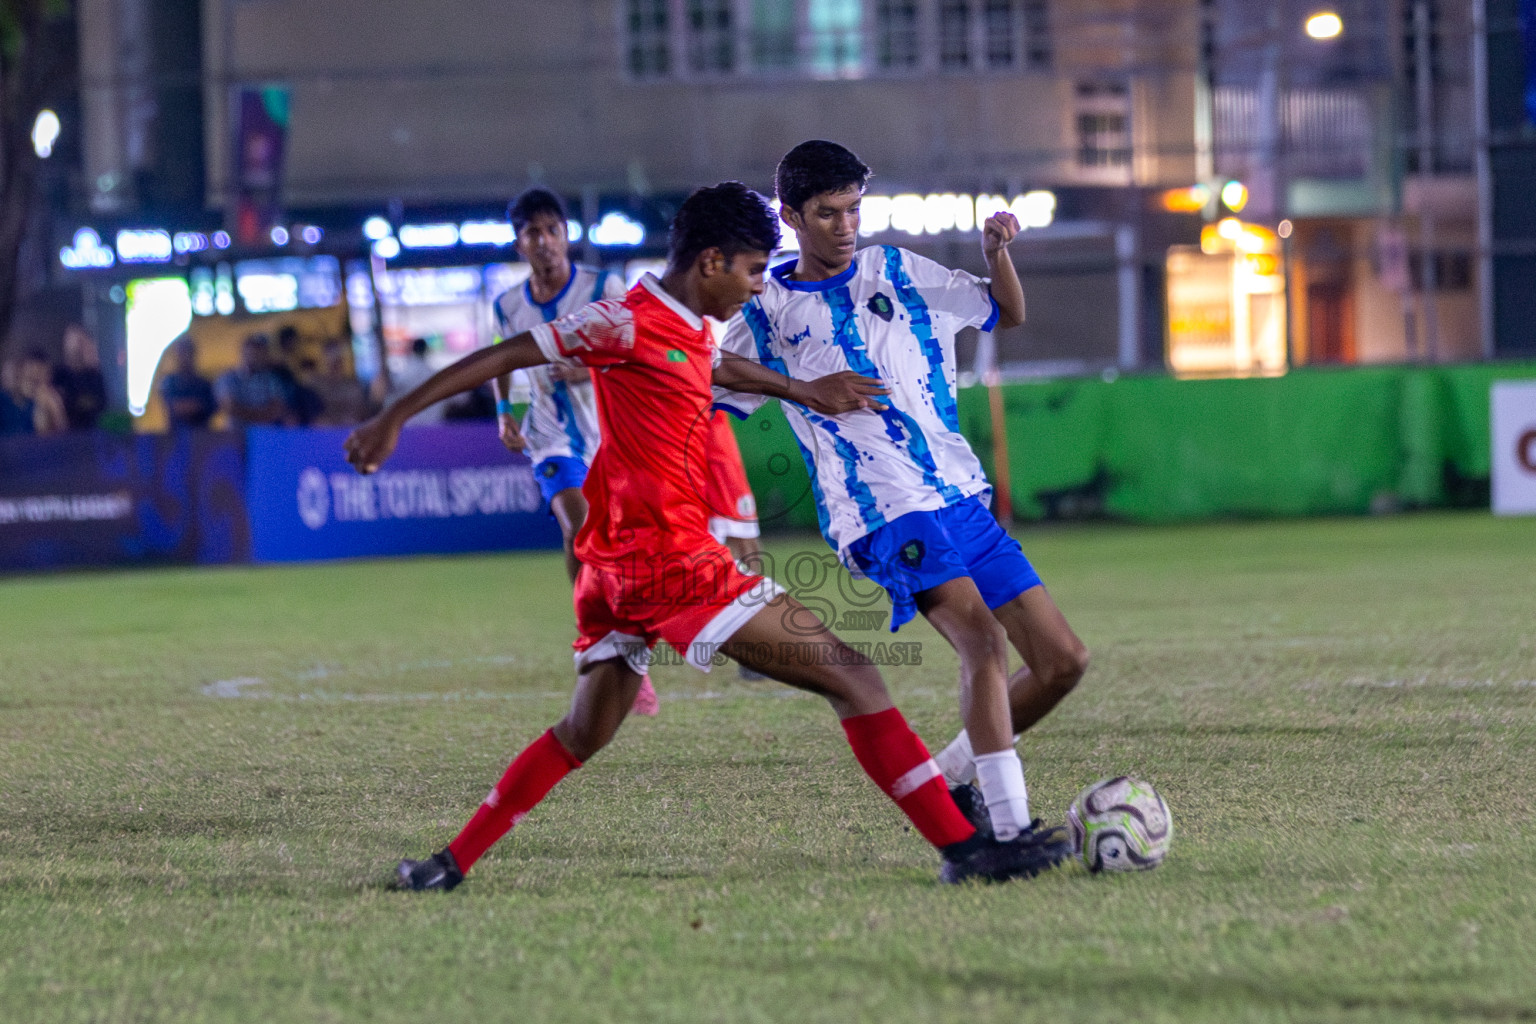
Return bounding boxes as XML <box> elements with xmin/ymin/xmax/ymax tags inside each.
<box><xmin>447</xmin><ymin>729</ymin><xmax>582</xmax><ymax>871</ymax></box>
<box><xmin>841</xmin><ymin>708</ymin><xmax>977</xmax><ymax>849</ymax></box>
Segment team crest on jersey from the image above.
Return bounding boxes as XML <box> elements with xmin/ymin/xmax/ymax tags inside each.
<box><xmin>666</xmin><ymin>348</ymin><xmax>688</xmax><ymax>362</ymax></box>
<box><xmin>541</xmin><ymin>463</ymin><xmax>559</xmax><ymax>478</ymax></box>
<box><xmin>867</xmin><ymin>293</ymin><xmax>895</xmax><ymax>322</ymax></box>
<box><xmin>899</xmin><ymin>539</ymin><xmax>925</xmax><ymax>568</ymax></box>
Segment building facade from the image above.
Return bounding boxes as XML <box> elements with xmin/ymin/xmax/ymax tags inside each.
<box><xmin>64</xmin><ymin>0</ymin><xmax>1504</xmax><ymax>423</ymax></box>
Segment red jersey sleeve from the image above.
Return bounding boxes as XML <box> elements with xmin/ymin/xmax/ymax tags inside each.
<box><xmin>529</xmin><ymin>297</ymin><xmax>636</xmax><ymax>369</ymax></box>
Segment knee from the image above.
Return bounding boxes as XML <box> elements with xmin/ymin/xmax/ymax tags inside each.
<box><xmin>1041</xmin><ymin>641</ymin><xmax>1090</xmax><ymax>695</ymax></box>
<box><xmin>825</xmin><ymin>661</ymin><xmax>891</xmax><ymax>717</ymax></box>
<box><xmin>957</xmin><ymin>611</ymin><xmax>1011</xmax><ymax>670</ymax></box>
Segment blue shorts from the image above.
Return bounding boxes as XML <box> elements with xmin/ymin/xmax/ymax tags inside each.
<box><xmin>535</xmin><ymin>455</ymin><xmax>588</xmax><ymax>506</ymax></box>
<box><xmin>846</xmin><ymin>496</ymin><xmax>1042</xmax><ymax>632</ymax></box>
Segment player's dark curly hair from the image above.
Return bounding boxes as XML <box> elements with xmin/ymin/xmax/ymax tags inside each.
<box><xmin>507</xmin><ymin>188</ymin><xmax>567</xmax><ymax>233</ymax></box>
<box><xmin>775</xmin><ymin>140</ymin><xmax>871</xmax><ymax>212</ymax></box>
<box><xmin>668</xmin><ymin>181</ymin><xmax>781</xmax><ymax>269</ymax></box>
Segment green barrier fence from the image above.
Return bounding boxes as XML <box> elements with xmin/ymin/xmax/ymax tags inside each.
<box><xmin>732</xmin><ymin>361</ymin><xmax>1536</xmax><ymax>530</ymax></box>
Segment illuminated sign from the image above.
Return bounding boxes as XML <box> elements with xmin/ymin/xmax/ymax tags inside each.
<box><xmin>856</xmin><ymin>192</ymin><xmax>1056</xmax><ymax>238</ymax></box>
<box><xmin>116</xmin><ymin>229</ymin><xmax>173</xmax><ymax>263</ymax></box>
<box><xmin>125</xmin><ymin>278</ymin><xmax>193</xmax><ymax>416</ymax></box>
<box><xmin>459</xmin><ymin>220</ymin><xmax>516</xmax><ymax>246</ymax></box>
<box><xmin>174</xmin><ymin>232</ymin><xmax>209</xmax><ymax>254</ymax></box>
<box><xmin>398</xmin><ymin>223</ymin><xmax>460</xmax><ymax>249</ymax></box>
<box><xmin>588</xmin><ymin>212</ymin><xmax>646</xmax><ymax>247</ymax></box>
<box><xmin>237</xmin><ymin>273</ymin><xmax>299</xmax><ymax>313</ymax></box>
<box><xmin>59</xmin><ymin>228</ymin><xmax>116</xmax><ymax>269</ymax></box>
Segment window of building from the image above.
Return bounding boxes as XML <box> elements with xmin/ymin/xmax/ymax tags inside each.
<box><xmin>983</xmin><ymin>0</ymin><xmax>1017</xmax><ymax>69</ymax></box>
<box><xmin>1022</xmin><ymin>0</ymin><xmax>1051</xmax><ymax>69</ymax></box>
<box><xmin>1076</xmin><ymin>82</ymin><xmax>1133</xmax><ymax>173</ymax></box>
<box><xmin>875</xmin><ymin>0</ymin><xmax>921</xmax><ymax>70</ymax></box>
<box><xmin>620</xmin><ymin>0</ymin><xmax>1051</xmax><ymax>81</ymax></box>
<box><xmin>808</xmin><ymin>0</ymin><xmax>862</xmax><ymax>76</ymax></box>
<box><xmin>686</xmin><ymin>0</ymin><xmax>735</xmax><ymax>74</ymax></box>
<box><xmin>939</xmin><ymin>0</ymin><xmax>973</xmax><ymax>70</ymax></box>
<box><xmin>752</xmin><ymin>0</ymin><xmax>798</xmax><ymax>71</ymax></box>
<box><xmin>627</xmin><ymin>0</ymin><xmax>671</xmax><ymax>78</ymax></box>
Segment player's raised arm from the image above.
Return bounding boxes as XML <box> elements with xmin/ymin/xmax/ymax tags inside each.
<box><xmin>345</xmin><ymin>333</ymin><xmax>551</xmax><ymax>474</ymax></box>
<box><xmin>983</xmin><ymin>211</ymin><xmax>1026</xmax><ymax>330</ymax></box>
<box><xmin>713</xmin><ymin>352</ymin><xmax>888</xmax><ymax>415</ymax></box>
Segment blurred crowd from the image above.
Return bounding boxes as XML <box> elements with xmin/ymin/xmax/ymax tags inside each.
<box><xmin>0</xmin><ymin>325</ymin><xmax>106</xmax><ymax>437</ymax></box>
<box><xmin>169</xmin><ymin>327</ymin><xmax>379</xmax><ymax>431</ymax></box>
<box><xmin>0</xmin><ymin>324</ymin><xmax>493</xmax><ymax>438</ymax></box>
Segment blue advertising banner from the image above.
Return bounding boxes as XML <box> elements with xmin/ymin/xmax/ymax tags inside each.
<box><xmin>246</xmin><ymin>424</ymin><xmax>561</xmax><ymax>562</ymax></box>
<box><xmin>0</xmin><ymin>430</ymin><xmax>249</xmax><ymax>572</ymax></box>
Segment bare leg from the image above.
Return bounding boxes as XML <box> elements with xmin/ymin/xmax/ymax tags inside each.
<box><xmin>991</xmin><ymin>585</ymin><xmax>1089</xmax><ymax>735</ymax></box>
<box><xmin>552</xmin><ymin>657</ymin><xmax>645</xmax><ymax>761</ymax></box>
<box><xmin>915</xmin><ymin>577</ymin><xmax>1014</xmax><ymax>756</ymax></box>
<box><xmin>721</xmin><ymin>592</ymin><xmax>979</xmax><ymax>854</ymax></box>
<box><xmin>549</xmin><ymin>487</ymin><xmax>588</xmax><ymax>584</ymax></box>
<box><xmin>721</xmin><ymin>593</ymin><xmax>892</xmax><ymax>718</ymax></box>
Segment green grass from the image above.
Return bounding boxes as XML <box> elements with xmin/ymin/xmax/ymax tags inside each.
<box><xmin>2</xmin><ymin>511</ymin><xmax>1535</xmax><ymax>1023</ymax></box>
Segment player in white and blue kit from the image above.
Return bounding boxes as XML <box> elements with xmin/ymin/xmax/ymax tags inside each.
<box><xmin>491</xmin><ymin>188</ymin><xmax>658</xmax><ymax>716</ymax></box>
<box><xmin>718</xmin><ymin>141</ymin><xmax>1089</xmax><ymax>846</ymax></box>
<box><xmin>491</xmin><ymin>189</ymin><xmax>626</xmax><ymax>580</ymax></box>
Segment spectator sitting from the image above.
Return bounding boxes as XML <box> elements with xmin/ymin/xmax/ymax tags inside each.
<box><xmin>387</xmin><ymin>337</ymin><xmax>448</xmax><ymax>426</ymax></box>
<box><xmin>53</xmin><ymin>324</ymin><xmax>108</xmax><ymax>430</ymax></box>
<box><xmin>274</xmin><ymin>324</ymin><xmax>322</xmax><ymax>425</ymax></box>
<box><xmin>0</xmin><ymin>349</ymin><xmax>67</xmax><ymax>436</ymax></box>
<box><xmin>308</xmin><ymin>338</ymin><xmax>372</xmax><ymax>427</ymax></box>
<box><xmin>160</xmin><ymin>336</ymin><xmax>217</xmax><ymax>430</ymax></box>
<box><xmin>216</xmin><ymin>334</ymin><xmax>297</xmax><ymax>428</ymax></box>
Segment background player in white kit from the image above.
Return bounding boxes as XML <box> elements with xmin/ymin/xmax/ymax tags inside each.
<box><xmin>490</xmin><ymin>188</ymin><xmax>661</xmax><ymax>714</ymax></box>
<box><xmin>717</xmin><ymin>140</ymin><xmax>1090</xmax><ymax>844</ymax></box>
<box><xmin>491</xmin><ymin>189</ymin><xmax>624</xmax><ymax>579</ymax></box>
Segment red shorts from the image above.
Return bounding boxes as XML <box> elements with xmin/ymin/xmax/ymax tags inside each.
<box><xmin>702</xmin><ymin>413</ymin><xmax>759</xmax><ymax>542</ymax></box>
<box><xmin>572</xmin><ymin>543</ymin><xmax>784</xmax><ymax>674</ymax></box>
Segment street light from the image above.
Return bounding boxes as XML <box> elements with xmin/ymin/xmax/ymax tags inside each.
<box><xmin>1305</xmin><ymin>12</ymin><xmax>1344</xmax><ymax>41</ymax></box>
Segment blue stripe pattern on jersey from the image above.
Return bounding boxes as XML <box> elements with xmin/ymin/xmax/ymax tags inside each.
<box><xmin>883</xmin><ymin>245</ymin><xmax>960</xmax><ymax>433</ymax></box>
<box><xmin>744</xmin><ymin>301</ymin><xmax>831</xmax><ymax>540</ymax></box>
<box><xmin>537</xmin><ymin>267</ymin><xmax>589</xmax><ymax>460</ymax></box>
<box><xmin>549</xmin><ymin>381</ymin><xmax>586</xmax><ymax>460</ymax></box>
<box><xmin>825</xmin><ymin>279</ymin><xmax>963</xmax><ymax>509</ymax></box>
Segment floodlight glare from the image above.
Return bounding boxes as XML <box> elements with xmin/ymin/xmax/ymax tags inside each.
<box><xmin>31</xmin><ymin>109</ymin><xmax>60</xmax><ymax>158</ymax></box>
<box><xmin>1221</xmin><ymin>180</ymin><xmax>1250</xmax><ymax>213</ymax></box>
<box><xmin>1305</xmin><ymin>12</ymin><xmax>1343</xmax><ymax>40</ymax></box>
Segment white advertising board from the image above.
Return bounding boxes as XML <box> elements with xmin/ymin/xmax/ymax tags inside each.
<box><xmin>1491</xmin><ymin>381</ymin><xmax>1536</xmax><ymax>516</ymax></box>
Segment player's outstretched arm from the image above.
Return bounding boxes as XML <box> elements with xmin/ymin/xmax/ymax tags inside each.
<box><xmin>983</xmin><ymin>212</ymin><xmax>1026</xmax><ymax>330</ymax></box>
<box><xmin>713</xmin><ymin>353</ymin><xmax>889</xmax><ymax>415</ymax></box>
<box><xmin>345</xmin><ymin>333</ymin><xmax>550</xmax><ymax>474</ymax></box>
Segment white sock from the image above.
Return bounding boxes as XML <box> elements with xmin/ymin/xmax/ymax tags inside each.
<box><xmin>974</xmin><ymin>749</ymin><xmax>1030</xmax><ymax>841</ymax></box>
<box><xmin>935</xmin><ymin>730</ymin><xmax>975</xmax><ymax>786</ymax></box>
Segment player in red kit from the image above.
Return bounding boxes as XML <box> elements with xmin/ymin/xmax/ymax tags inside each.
<box><xmin>344</xmin><ymin>182</ymin><xmax>1069</xmax><ymax>890</ymax></box>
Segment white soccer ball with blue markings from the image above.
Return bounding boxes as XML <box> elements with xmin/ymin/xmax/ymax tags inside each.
<box><xmin>1067</xmin><ymin>776</ymin><xmax>1172</xmax><ymax>872</ymax></box>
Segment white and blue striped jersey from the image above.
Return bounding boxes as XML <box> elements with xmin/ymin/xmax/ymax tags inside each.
<box><xmin>717</xmin><ymin>245</ymin><xmax>1001</xmax><ymax>557</ymax></box>
<box><xmin>493</xmin><ymin>263</ymin><xmax>626</xmax><ymax>465</ymax></box>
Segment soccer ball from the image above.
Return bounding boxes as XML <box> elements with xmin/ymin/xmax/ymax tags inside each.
<box><xmin>1067</xmin><ymin>776</ymin><xmax>1172</xmax><ymax>872</ymax></box>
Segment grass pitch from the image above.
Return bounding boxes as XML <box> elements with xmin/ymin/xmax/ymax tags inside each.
<box><xmin>2</xmin><ymin>511</ymin><xmax>1534</xmax><ymax>1023</ymax></box>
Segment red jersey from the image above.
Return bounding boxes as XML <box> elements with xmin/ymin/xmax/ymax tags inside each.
<box><xmin>530</xmin><ymin>275</ymin><xmax>723</xmax><ymax>570</ymax></box>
